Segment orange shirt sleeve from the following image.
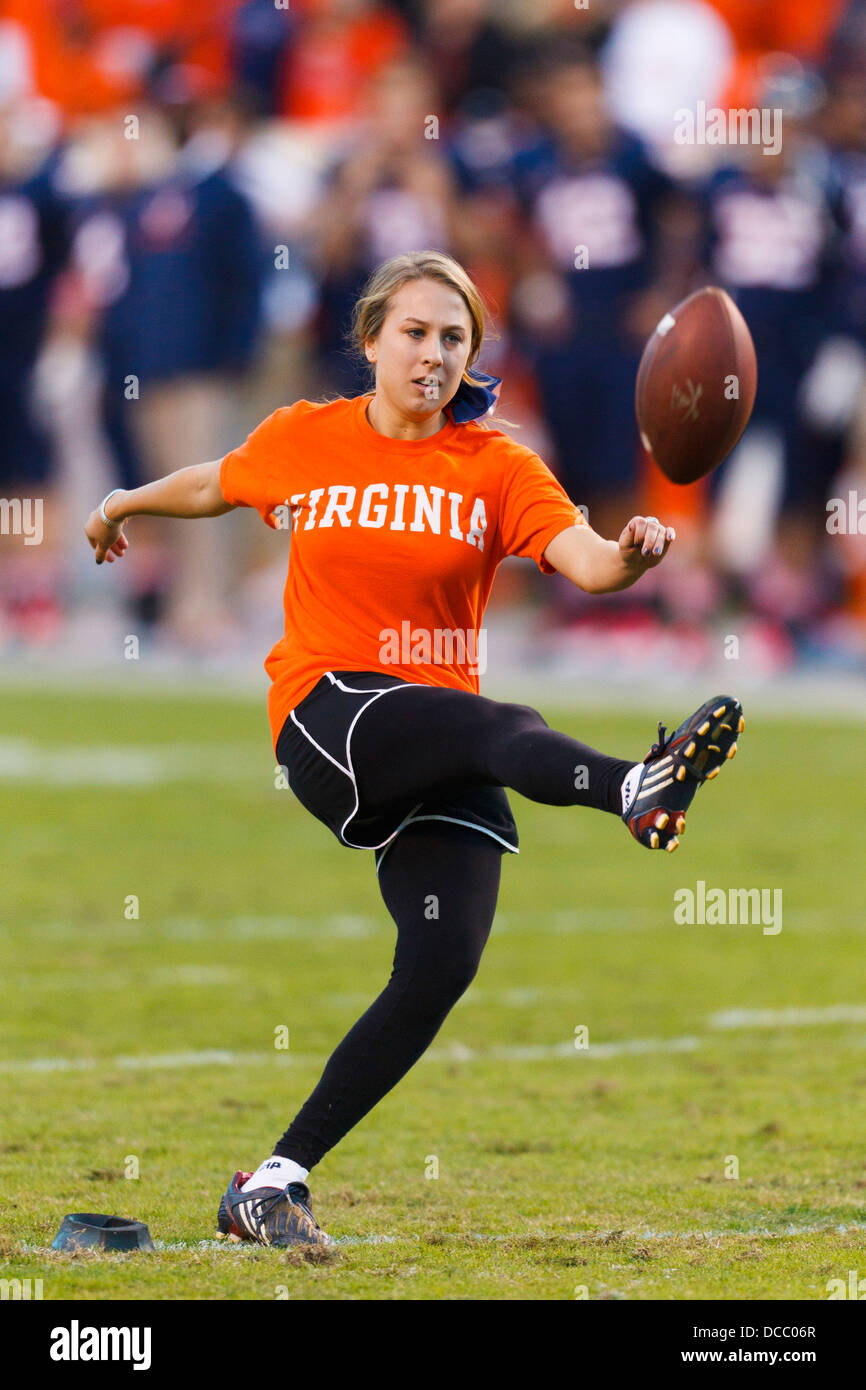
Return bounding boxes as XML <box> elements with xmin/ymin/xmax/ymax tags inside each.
<box><xmin>219</xmin><ymin>407</ymin><xmax>294</xmax><ymax>530</ymax></box>
<box><xmin>497</xmin><ymin>444</ymin><xmax>585</xmax><ymax>573</ymax></box>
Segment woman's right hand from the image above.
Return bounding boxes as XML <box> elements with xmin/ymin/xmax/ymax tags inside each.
<box><xmin>85</xmin><ymin>508</ymin><xmax>130</xmax><ymax>565</ymax></box>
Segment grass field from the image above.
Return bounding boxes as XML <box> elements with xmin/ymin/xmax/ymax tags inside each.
<box><xmin>1</xmin><ymin>685</ymin><xmax>865</xmax><ymax>1301</ymax></box>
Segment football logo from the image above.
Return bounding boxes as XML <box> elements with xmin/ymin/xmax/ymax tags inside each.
<box><xmin>671</xmin><ymin>378</ymin><xmax>703</xmax><ymax>423</ymax></box>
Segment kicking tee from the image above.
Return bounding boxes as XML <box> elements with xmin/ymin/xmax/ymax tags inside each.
<box><xmin>219</xmin><ymin>392</ymin><xmax>584</xmax><ymax>753</ymax></box>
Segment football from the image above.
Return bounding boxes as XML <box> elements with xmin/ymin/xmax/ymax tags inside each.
<box><xmin>634</xmin><ymin>286</ymin><xmax>758</xmax><ymax>485</ymax></box>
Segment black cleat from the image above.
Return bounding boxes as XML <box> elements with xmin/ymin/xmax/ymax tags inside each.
<box><xmin>622</xmin><ymin>695</ymin><xmax>744</xmax><ymax>852</ymax></box>
<box><xmin>217</xmin><ymin>1170</ymin><xmax>333</xmax><ymax>1249</ymax></box>
<box><xmin>216</xmin><ymin>1170</ymin><xmax>253</xmax><ymax>1241</ymax></box>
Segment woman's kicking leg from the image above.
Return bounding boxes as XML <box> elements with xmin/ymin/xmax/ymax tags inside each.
<box><xmin>350</xmin><ymin>686</ymin><xmax>744</xmax><ymax>853</ymax></box>
<box><xmin>351</xmin><ymin>686</ymin><xmax>635</xmax><ymax>816</ymax></box>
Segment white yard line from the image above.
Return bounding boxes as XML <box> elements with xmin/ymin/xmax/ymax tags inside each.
<box><xmin>331</xmin><ymin>1219</ymin><xmax>866</xmax><ymax>1247</ymax></box>
<box><xmin>7</xmin><ymin>914</ymin><xmax>382</xmax><ymax>943</ymax></box>
<box><xmin>4</xmin><ymin>966</ymin><xmax>236</xmax><ymax>992</ymax></box>
<box><xmin>0</xmin><ymin>1036</ymin><xmax>702</xmax><ymax>1075</ymax></box>
<box><xmin>425</xmin><ymin>1036</ymin><xmax>701</xmax><ymax>1063</ymax></box>
<box><xmin>0</xmin><ymin>1051</ymin><xmax>284</xmax><ymax>1075</ymax></box>
<box><xmin>4</xmin><ymin>1001</ymin><xmax>866</xmax><ymax>1076</ymax></box>
<box><xmin>15</xmin><ymin>1217</ymin><xmax>866</xmax><ymax>1257</ymax></box>
<box><xmin>0</xmin><ymin>738</ymin><xmax>256</xmax><ymax>786</ymax></box>
<box><xmin>4</xmin><ymin>907</ymin><xmax>695</xmax><ymax>945</ymax></box>
<box><xmin>709</xmin><ymin>1004</ymin><xmax>866</xmax><ymax>1029</ymax></box>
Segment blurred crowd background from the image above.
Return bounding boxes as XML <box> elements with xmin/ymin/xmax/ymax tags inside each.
<box><xmin>3</xmin><ymin>0</ymin><xmax>866</xmax><ymax>676</ymax></box>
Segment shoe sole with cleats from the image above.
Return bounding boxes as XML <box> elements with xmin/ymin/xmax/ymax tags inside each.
<box><xmin>623</xmin><ymin>695</ymin><xmax>744</xmax><ymax>852</ymax></box>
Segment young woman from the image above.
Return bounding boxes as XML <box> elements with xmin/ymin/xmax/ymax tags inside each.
<box><xmin>85</xmin><ymin>250</ymin><xmax>744</xmax><ymax>1250</ymax></box>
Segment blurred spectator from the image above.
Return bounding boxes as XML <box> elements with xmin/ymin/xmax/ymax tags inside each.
<box><xmin>444</xmin><ymin>89</ymin><xmax>532</xmax><ymax>355</ymax></box>
<box><xmin>507</xmin><ymin>41</ymin><xmax>694</xmax><ymax>543</ymax></box>
<box><xmin>601</xmin><ymin>0</ymin><xmax>736</xmax><ymax>166</ymax></box>
<box><xmin>0</xmin><ymin>102</ymin><xmax>68</xmax><ymax>491</ymax></box>
<box><xmin>229</xmin><ymin>0</ymin><xmax>297</xmax><ymax>116</ymax></box>
<box><xmin>811</xmin><ymin>68</ymin><xmax>866</xmax><ymax>635</ymax></box>
<box><xmin>826</xmin><ymin>0</ymin><xmax>866</xmax><ymax>79</ymax></box>
<box><xmin>0</xmin><ymin>98</ymin><xmax>69</xmax><ymax>641</ymax></box>
<box><xmin>309</xmin><ymin>54</ymin><xmax>460</xmax><ymax>394</ymax></box>
<box><xmin>707</xmin><ymin>0</ymin><xmax>850</xmax><ymax>106</ymax></box>
<box><xmin>447</xmin><ymin>86</ymin><xmax>538</xmax><ymax>200</ymax></box>
<box><xmin>699</xmin><ymin>74</ymin><xmax>851</xmax><ymax>635</ymax></box>
<box><xmin>412</xmin><ymin>0</ymin><xmax>524</xmax><ymax>117</ymax></box>
<box><xmin>822</xmin><ymin>73</ymin><xmax>866</xmax><ymax>354</ymax></box>
<box><xmin>279</xmin><ymin>0</ymin><xmax>409</xmax><ymax>128</ymax></box>
<box><xmin>2</xmin><ymin>0</ymin><xmax>239</xmax><ymax>119</ymax></box>
<box><xmin>66</xmin><ymin>97</ymin><xmax>265</xmax><ymax>648</ymax></box>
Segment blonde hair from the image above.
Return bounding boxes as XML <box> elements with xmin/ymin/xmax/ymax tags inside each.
<box><xmin>347</xmin><ymin>250</ymin><xmax>517</xmax><ymax>431</ymax></box>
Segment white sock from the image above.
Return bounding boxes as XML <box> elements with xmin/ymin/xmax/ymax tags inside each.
<box><xmin>241</xmin><ymin>1155</ymin><xmax>309</xmax><ymax>1192</ymax></box>
<box><xmin>620</xmin><ymin>762</ymin><xmax>645</xmax><ymax>816</ymax></box>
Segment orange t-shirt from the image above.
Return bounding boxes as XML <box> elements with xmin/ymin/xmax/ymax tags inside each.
<box><xmin>219</xmin><ymin>393</ymin><xmax>584</xmax><ymax>754</ymax></box>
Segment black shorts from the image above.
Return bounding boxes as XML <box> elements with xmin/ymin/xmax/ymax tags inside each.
<box><xmin>276</xmin><ymin>670</ymin><xmax>519</xmax><ymax>873</ymax></box>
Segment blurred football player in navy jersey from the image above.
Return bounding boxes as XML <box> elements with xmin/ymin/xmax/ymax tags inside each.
<box><xmin>506</xmin><ymin>42</ymin><xmax>693</xmax><ymax>547</ymax></box>
<box><xmin>229</xmin><ymin>0</ymin><xmax>298</xmax><ymax>116</ymax></box>
<box><xmin>409</xmin><ymin>0</ymin><xmax>524</xmax><ymax>118</ymax></box>
<box><xmin>69</xmin><ymin>96</ymin><xmax>265</xmax><ymax>648</ymax></box>
<box><xmin>310</xmin><ymin>56</ymin><xmax>461</xmax><ymax>397</ymax></box>
<box><xmin>809</xmin><ymin>69</ymin><xmax>866</xmax><ymax>642</ymax></box>
<box><xmin>822</xmin><ymin>72</ymin><xmax>866</xmax><ymax>368</ymax></box>
<box><xmin>0</xmin><ymin>107</ymin><xmax>69</xmax><ymax>495</ymax></box>
<box><xmin>0</xmin><ymin>102</ymin><xmax>70</xmax><ymax>642</ymax></box>
<box><xmin>700</xmin><ymin>87</ymin><xmax>842</xmax><ymax>629</ymax></box>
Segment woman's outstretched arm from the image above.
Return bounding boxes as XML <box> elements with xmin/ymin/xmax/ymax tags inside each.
<box><xmin>84</xmin><ymin>460</ymin><xmax>235</xmax><ymax>565</ymax></box>
<box><xmin>543</xmin><ymin>515</ymin><xmax>676</xmax><ymax>594</ymax></box>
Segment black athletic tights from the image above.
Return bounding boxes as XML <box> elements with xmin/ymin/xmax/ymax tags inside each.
<box><xmin>274</xmin><ymin>688</ymin><xmax>633</xmax><ymax>1170</ymax></box>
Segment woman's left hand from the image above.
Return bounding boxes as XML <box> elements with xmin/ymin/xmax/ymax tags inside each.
<box><xmin>618</xmin><ymin>515</ymin><xmax>676</xmax><ymax>571</ymax></box>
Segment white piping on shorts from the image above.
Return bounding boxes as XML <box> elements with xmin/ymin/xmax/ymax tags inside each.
<box><xmin>375</xmin><ymin>813</ymin><xmax>519</xmax><ymax>875</ymax></box>
<box><xmin>289</xmin><ymin>671</ymin><xmax>518</xmax><ymax>862</ymax></box>
<box><xmin>340</xmin><ymin>675</ymin><xmax>429</xmax><ymax>850</ymax></box>
<box><xmin>288</xmin><ymin>671</ymin><xmax>430</xmax><ymax>853</ymax></box>
<box><xmin>324</xmin><ymin>673</ymin><xmax>402</xmax><ymax>695</ymax></box>
<box><xmin>288</xmin><ymin>709</ymin><xmax>352</xmax><ymax>778</ymax></box>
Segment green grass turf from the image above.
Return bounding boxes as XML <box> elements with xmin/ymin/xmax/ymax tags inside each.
<box><xmin>1</xmin><ymin>687</ymin><xmax>864</xmax><ymax>1300</ymax></box>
